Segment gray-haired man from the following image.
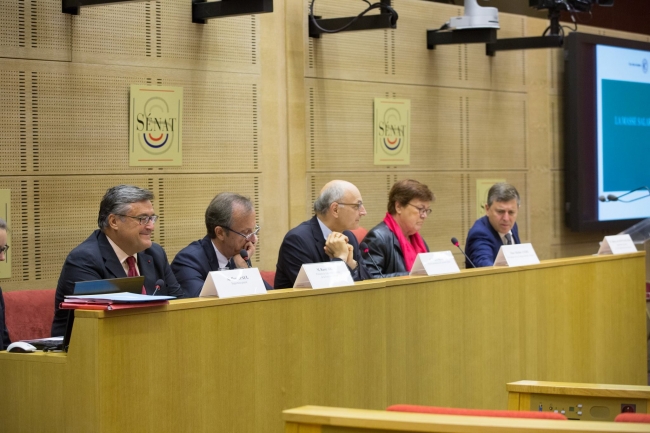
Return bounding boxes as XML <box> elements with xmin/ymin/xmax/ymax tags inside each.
<box><xmin>51</xmin><ymin>184</ymin><xmax>182</xmax><ymax>336</ymax></box>
<box><xmin>274</xmin><ymin>180</ymin><xmax>371</xmax><ymax>289</ymax></box>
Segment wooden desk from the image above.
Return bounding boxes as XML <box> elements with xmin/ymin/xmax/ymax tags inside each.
<box><xmin>283</xmin><ymin>406</ymin><xmax>650</xmax><ymax>433</ymax></box>
<box><xmin>507</xmin><ymin>381</ymin><xmax>650</xmax><ymax>421</ymax></box>
<box><xmin>0</xmin><ymin>253</ymin><xmax>646</xmax><ymax>433</ymax></box>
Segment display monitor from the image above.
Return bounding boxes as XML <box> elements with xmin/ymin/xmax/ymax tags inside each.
<box><xmin>565</xmin><ymin>32</ymin><xmax>650</xmax><ymax>231</ymax></box>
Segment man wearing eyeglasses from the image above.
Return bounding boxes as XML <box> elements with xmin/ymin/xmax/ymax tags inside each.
<box><xmin>171</xmin><ymin>192</ymin><xmax>272</xmax><ymax>297</ymax></box>
<box><xmin>51</xmin><ymin>184</ymin><xmax>183</xmax><ymax>337</ymax></box>
<box><xmin>274</xmin><ymin>180</ymin><xmax>372</xmax><ymax>289</ymax></box>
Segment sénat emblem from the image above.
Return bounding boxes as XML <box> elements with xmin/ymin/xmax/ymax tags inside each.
<box><xmin>129</xmin><ymin>85</ymin><xmax>183</xmax><ymax>166</ymax></box>
<box><xmin>374</xmin><ymin>98</ymin><xmax>410</xmax><ymax>165</ymax></box>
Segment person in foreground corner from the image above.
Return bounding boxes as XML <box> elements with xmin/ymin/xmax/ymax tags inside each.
<box><xmin>171</xmin><ymin>192</ymin><xmax>272</xmax><ymax>297</ymax></box>
<box><xmin>465</xmin><ymin>182</ymin><xmax>521</xmax><ymax>268</ymax></box>
<box><xmin>0</xmin><ymin>218</ymin><xmax>12</xmax><ymax>350</ymax></box>
<box><xmin>362</xmin><ymin>179</ymin><xmax>434</xmax><ymax>278</ymax></box>
<box><xmin>274</xmin><ymin>180</ymin><xmax>372</xmax><ymax>289</ymax></box>
<box><xmin>51</xmin><ymin>185</ymin><xmax>183</xmax><ymax>337</ymax></box>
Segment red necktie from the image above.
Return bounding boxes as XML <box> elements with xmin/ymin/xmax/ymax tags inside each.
<box><xmin>126</xmin><ymin>256</ymin><xmax>146</xmax><ymax>294</ymax></box>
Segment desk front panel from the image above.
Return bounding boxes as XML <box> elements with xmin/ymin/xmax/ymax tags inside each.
<box><xmin>0</xmin><ymin>254</ymin><xmax>646</xmax><ymax>432</ymax></box>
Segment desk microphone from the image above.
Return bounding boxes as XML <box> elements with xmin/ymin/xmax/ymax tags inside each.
<box><xmin>359</xmin><ymin>242</ymin><xmax>384</xmax><ymax>278</ymax></box>
<box><xmin>451</xmin><ymin>237</ymin><xmax>476</xmax><ymax>269</ymax></box>
<box><xmin>152</xmin><ymin>279</ymin><xmax>165</xmax><ymax>296</ymax></box>
<box><xmin>600</xmin><ymin>186</ymin><xmax>650</xmax><ymax>203</ymax></box>
<box><xmin>240</xmin><ymin>249</ymin><xmax>252</xmax><ymax>268</ymax></box>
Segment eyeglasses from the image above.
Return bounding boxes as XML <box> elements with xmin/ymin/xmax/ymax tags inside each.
<box><xmin>222</xmin><ymin>224</ymin><xmax>260</xmax><ymax>241</ymax></box>
<box><xmin>336</xmin><ymin>201</ymin><xmax>365</xmax><ymax>211</ymax></box>
<box><xmin>116</xmin><ymin>214</ymin><xmax>159</xmax><ymax>225</ymax></box>
<box><xmin>407</xmin><ymin>203</ymin><xmax>432</xmax><ymax>216</ymax></box>
<box><xmin>0</xmin><ymin>245</ymin><xmax>9</xmax><ymax>254</ymax></box>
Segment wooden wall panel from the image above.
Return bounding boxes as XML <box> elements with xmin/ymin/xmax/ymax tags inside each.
<box><xmin>306</xmin><ymin>79</ymin><xmax>526</xmax><ymax>172</ymax></box>
<box><xmin>0</xmin><ymin>71</ymin><xmax>26</xmax><ymax>175</ymax></box>
<box><xmin>390</xmin><ymin>0</ymin><xmax>462</xmax><ymax>87</ymax></box>
<box><xmin>0</xmin><ymin>0</ymin><xmax>70</xmax><ymax>61</ymax></box>
<box><xmin>306</xmin><ymin>1</ymin><xmax>388</xmax><ymax>80</ymax></box>
<box><xmin>463</xmin><ymin>12</ymin><xmax>526</xmax><ymax>91</ymax></box>
<box><xmin>72</xmin><ymin>1</ymin><xmax>150</xmax><ymax>60</ymax></box>
<box><xmin>0</xmin><ymin>59</ymin><xmax>260</xmax><ymax>175</ymax></box>
<box><xmin>158</xmin><ymin>174</ymin><xmax>263</xmax><ymax>262</ymax></box>
<box><xmin>71</xmin><ymin>0</ymin><xmax>259</xmax><ymax>73</ymax></box>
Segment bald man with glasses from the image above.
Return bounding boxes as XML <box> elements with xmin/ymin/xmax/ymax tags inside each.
<box><xmin>171</xmin><ymin>192</ymin><xmax>273</xmax><ymax>297</ymax></box>
<box><xmin>51</xmin><ymin>184</ymin><xmax>183</xmax><ymax>337</ymax></box>
<box><xmin>274</xmin><ymin>180</ymin><xmax>372</xmax><ymax>289</ymax></box>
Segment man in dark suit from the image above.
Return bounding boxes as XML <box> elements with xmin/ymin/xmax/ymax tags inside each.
<box><xmin>171</xmin><ymin>192</ymin><xmax>272</xmax><ymax>297</ymax></box>
<box><xmin>51</xmin><ymin>185</ymin><xmax>182</xmax><ymax>337</ymax></box>
<box><xmin>465</xmin><ymin>182</ymin><xmax>521</xmax><ymax>268</ymax></box>
<box><xmin>274</xmin><ymin>180</ymin><xmax>372</xmax><ymax>289</ymax></box>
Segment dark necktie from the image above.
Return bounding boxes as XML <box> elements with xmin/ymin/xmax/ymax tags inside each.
<box><xmin>126</xmin><ymin>256</ymin><xmax>146</xmax><ymax>294</ymax></box>
<box><xmin>504</xmin><ymin>233</ymin><xmax>513</xmax><ymax>245</ymax></box>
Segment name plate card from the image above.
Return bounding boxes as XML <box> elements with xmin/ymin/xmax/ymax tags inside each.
<box><xmin>199</xmin><ymin>268</ymin><xmax>267</xmax><ymax>298</ymax></box>
<box><xmin>597</xmin><ymin>234</ymin><xmax>637</xmax><ymax>255</ymax></box>
<box><xmin>493</xmin><ymin>243</ymin><xmax>540</xmax><ymax>267</ymax></box>
<box><xmin>410</xmin><ymin>251</ymin><xmax>460</xmax><ymax>276</ymax></box>
<box><xmin>293</xmin><ymin>261</ymin><xmax>354</xmax><ymax>289</ymax></box>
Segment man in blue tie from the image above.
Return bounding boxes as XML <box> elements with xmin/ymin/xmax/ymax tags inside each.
<box><xmin>465</xmin><ymin>182</ymin><xmax>521</xmax><ymax>268</ymax></box>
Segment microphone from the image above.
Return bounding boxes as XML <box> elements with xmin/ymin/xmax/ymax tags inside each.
<box><xmin>240</xmin><ymin>249</ymin><xmax>252</xmax><ymax>268</ymax></box>
<box><xmin>451</xmin><ymin>237</ymin><xmax>476</xmax><ymax>269</ymax></box>
<box><xmin>359</xmin><ymin>242</ymin><xmax>384</xmax><ymax>278</ymax></box>
<box><xmin>152</xmin><ymin>279</ymin><xmax>165</xmax><ymax>296</ymax></box>
<box><xmin>600</xmin><ymin>187</ymin><xmax>650</xmax><ymax>203</ymax></box>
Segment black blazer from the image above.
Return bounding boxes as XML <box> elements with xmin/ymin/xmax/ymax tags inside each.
<box><xmin>274</xmin><ymin>215</ymin><xmax>371</xmax><ymax>289</ymax></box>
<box><xmin>51</xmin><ymin>230</ymin><xmax>183</xmax><ymax>337</ymax></box>
<box><xmin>0</xmin><ymin>287</ymin><xmax>10</xmax><ymax>350</ymax></box>
<box><xmin>171</xmin><ymin>235</ymin><xmax>273</xmax><ymax>298</ymax></box>
<box><xmin>362</xmin><ymin>221</ymin><xmax>429</xmax><ymax>278</ymax></box>
<box><xmin>465</xmin><ymin>216</ymin><xmax>521</xmax><ymax>268</ymax></box>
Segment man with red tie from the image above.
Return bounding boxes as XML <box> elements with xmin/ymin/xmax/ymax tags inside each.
<box><xmin>51</xmin><ymin>185</ymin><xmax>182</xmax><ymax>337</ymax></box>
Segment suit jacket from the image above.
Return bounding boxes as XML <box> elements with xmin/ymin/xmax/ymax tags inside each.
<box><xmin>51</xmin><ymin>230</ymin><xmax>183</xmax><ymax>337</ymax></box>
<box><xmin>465</xmin><ymin>216</ymin><xmax>520</xmax><ymax>268</ymax></box>
<box><xmin>171</xmin><ymin>235</ymin><xmax>273</xmax><ymax>298</ymax></box>
<box><xmin>362</xmin><ymin>221</ymin><xmax>429</xmax><ymax>278</ymax></box>
<box><xmin>0</xmin><ymin>287</ymin><xmax>10</xmax><ymax>350</ymax></box>
<box><xmin>274</xmin><ymin>215</ymin><xmax>371</xmax><ymax>289</ymax></box>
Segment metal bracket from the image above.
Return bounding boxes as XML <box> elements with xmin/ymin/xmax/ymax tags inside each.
<box><xmin>427</xmin><ymin>28</ymin><xmax>497</xmax><ymax>50</ymax></box>
<box><xmin>486</xmin><ymin>35</ymin><xmax>564</xmax><ymax>56</ymax></box>
<box><xmin>193</xmin><ymin>0</ymin><xmax>273</xmax><ymax>25</ymax></box>
<box><xmin>62</xmin><ymin>0</ymin><xmax>145</xmax><ymax>15</ymax></box>
<box><xmin>309</xmin><ymin>0</ymin><xmax>396</xmax><ymax>39</ymax></box>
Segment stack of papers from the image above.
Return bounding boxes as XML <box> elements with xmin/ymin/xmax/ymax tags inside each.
<box><xmin>61</xmin><ymin>292</ymin><xmax>174</xmax><ymax>310</ymax></box>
